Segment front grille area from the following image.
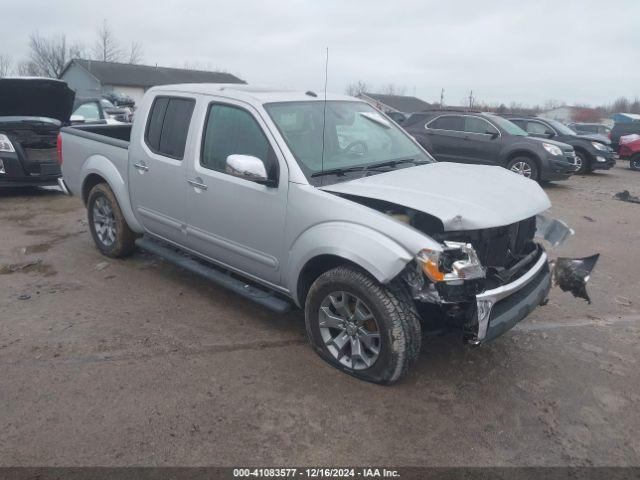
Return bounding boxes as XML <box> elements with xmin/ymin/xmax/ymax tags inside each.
<box><xmin>433</xmin><ymin>216</ymin><xmax>537</xmax><ymax>269</ymax></box>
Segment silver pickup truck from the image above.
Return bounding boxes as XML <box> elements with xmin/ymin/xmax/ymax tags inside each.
<box><xmin>59</xmin><ymin>84</ymin><xmax>573</xmax><ymax>384</ymax></box>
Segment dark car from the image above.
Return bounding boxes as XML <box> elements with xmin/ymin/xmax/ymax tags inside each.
<box><xmin>504</xmin><ymin>116</ymin><xmax>615</xmax><ymax>174</ymax></box>
<box><xmin>402</xmin><ymin>110</ymin><xmax>577</xmax><ymax>182</ymax></box>
<box><xmin>610</xmin><ymin>121</ymin><xmax>640</xmax><ymax>151</ymax></box>
<box><xmin>102</xmin><ymin>91</ymin><xmax>135</xmax><ymax>108</ymax></box>
<box><xmin>568</xmin><ymin>122</ymin><xmax>611</xmax><ymax>144</ymax></box>
<box><xmin>71</xmin><ymin>98</ymin><xmax>132</xmax><ymax>124</ymax></box>
<box><xmin>568</xmin><ymin>122</ymin><xmax>611</xmax><ymax>136</ymax></box>
<box><xmin>0</xmin><ymin>78</ymin><xmax>74</xmax><ymax>188</ymax></box>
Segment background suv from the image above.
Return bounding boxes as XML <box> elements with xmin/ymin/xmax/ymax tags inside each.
<box><xmin>402</xmin><ymin>111</ymin><xmax>576</xmax><ymax>182</ymax></box>
<box><xmin>504</xmin><ymin>116</ymin><xmax>615</xmax><ymax>174</ymax></box>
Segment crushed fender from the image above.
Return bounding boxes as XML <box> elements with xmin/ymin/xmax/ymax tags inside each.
<box><xmin>551</xmin><ymin>254</ymin><xmax>600</xmax><ymax>304</ymax></box>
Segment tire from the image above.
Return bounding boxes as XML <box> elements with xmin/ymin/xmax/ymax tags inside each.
<box><xmin>630</xmin><ymin>154</ymin><xmax>640</xmax><ymax>172</ymax></box>
<box><xmin>304</xmin><ymin>265</ymin><xmax>421</xmax><ymax>385</ymax></box>
<box><xmin>574</xmin><ymin>150</ymin><xmax>591</xmax><ymax>174</ymax></box>
<box><xmin>506</xmin><ymin>156</ymin><xmax>539</xmax><ymax>181</ymax></box>
<box><xmin>87</xmin><ymin>183</ymin><xmax>136</xmax><ymax>258</ymax></box>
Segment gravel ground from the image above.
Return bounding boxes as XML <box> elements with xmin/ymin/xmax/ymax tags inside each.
<box><xmin>0</xmin><ymin>164</ymin><xmax>638</xmax><ymax>467</ymax></box>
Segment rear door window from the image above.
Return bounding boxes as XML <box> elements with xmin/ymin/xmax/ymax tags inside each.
<box><xmin>464</xmin><ymin>116</ymin><xmax>498</xmax><ymax>135</ymax></box>
<box><xmin>428</xmin><ymin>115</ymin><xmax>464</xmax><ymax>131</ymax></box>
<box><xmin>144</xmin><ymin>96</ymin><xmax>195</xmax><ymax>160</ymax></box>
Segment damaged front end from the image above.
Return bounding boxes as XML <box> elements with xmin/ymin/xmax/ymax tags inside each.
<box><xmin>398</xmin><ymin>213</ymin><xmax>595</xmax><ymax>345</ymax></box>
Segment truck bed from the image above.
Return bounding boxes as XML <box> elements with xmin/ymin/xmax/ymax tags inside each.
<box><xmin>59</xmin><ymin>124</ymin><xmax>132</xmax><ymax>199</ymax></box>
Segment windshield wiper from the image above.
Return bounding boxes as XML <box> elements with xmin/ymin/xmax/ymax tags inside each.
<box><xmin>311</xmin><ymin>158</ymin><xmax>428</xmax><ymax>178</ymax></box>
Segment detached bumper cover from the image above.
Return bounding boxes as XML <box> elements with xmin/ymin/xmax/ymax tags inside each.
<box><xmin>469</xmin><ymin>250</ymin><xmax>551</xmax><ymax>344</ymax></box>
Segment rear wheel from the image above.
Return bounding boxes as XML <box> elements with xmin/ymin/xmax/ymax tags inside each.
<box><xmin>304</xmin><ymin>266</ymin><xmax>421</xmax><ymax>385</ymax></box>
<box><xmin>87</xmin><ymin>183</ymin><xmax>136</xmax><ymax>258</ymax></box>
<box><xmin>630</xmin><ymin>154</ymin><xmax>640</xmax><ymax>171</ymax></box>
<box><xmin>506</xmin><ymin>156</ymin><xmax>539</xmax><ymax>181</ymax></box>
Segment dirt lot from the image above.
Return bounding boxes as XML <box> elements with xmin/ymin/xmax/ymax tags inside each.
<box><xmin>0</xmin><ymin>164</ymin><xmax>639</xmax><ymax>467</ymax></box>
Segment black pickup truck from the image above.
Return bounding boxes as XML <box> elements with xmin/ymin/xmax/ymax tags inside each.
<box><xmin>0</xmin><ymin>78</ymin><xmax>74</xmax><ymax>188</ymax></box>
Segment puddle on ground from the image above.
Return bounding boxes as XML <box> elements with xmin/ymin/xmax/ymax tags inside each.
<box><xmin>21</xmin><ymin>243</ymin><xmax>51</xmax><ymax>254</ymax></box>
<box><xmin>0</xmin><ymin>260</ymin><xmax>57</xmax><ymax>277</ymax></box>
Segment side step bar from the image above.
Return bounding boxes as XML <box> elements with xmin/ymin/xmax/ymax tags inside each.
<box><xmin>135</xmin><ymin>237</ymin><xmax>293</xmax><ymax>314</ymax></box>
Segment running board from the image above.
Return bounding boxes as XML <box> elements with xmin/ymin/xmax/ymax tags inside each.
<box><xmin>135</xmin><ymin>237</ymin><xmax>293</xmax><ymax>314</ymax></box>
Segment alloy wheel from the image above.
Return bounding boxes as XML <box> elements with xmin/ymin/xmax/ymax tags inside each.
<box><xmin>510</xmin><ymin>161</ymin><xmax>532</xmax><ymax>178</ymax></box>
<box><xmin>92</xmin><ymin>195</ymin><xmax>117</xmax><ymax>246</ymax></box>
<box><xmin>318</xmin><ymin>291</ymin><xmax>381</xmax><ymax>370</ymax></box>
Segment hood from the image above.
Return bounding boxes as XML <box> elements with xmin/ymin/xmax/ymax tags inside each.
<box><xmin>0</xmin><ymin>78</ymin><xmax>75</xmax><ymax>123</ymax></box>
<box><xmin>320</xmin><ymin>162</ymin><xmax>551</xmax><ymax>231</ymax></box>
<box><xmin>577</xmin><ymin>133</ymin><xmax>611</xmax><ymax>145</ymax></box>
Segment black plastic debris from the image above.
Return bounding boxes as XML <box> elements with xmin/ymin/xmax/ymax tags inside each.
<box><xmin>614</xmin><ymin>190</ymin><xmax>640</xmax><ymax>204</ymax></box>
<box><xmin>551</xmin><ymin>254</ymin><xmax>600</xmax><ymax>304</ymax></box>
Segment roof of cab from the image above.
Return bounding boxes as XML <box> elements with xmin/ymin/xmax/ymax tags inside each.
<box><xmin>146</xmin><ymin>83</ymin><xmax>357</xmax><ymax>104</ymax></box>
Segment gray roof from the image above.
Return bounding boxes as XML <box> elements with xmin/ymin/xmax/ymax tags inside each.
<box><xmin>361</xmin><ymin>92</ymin><xmax>431</xmax><ymax>113</ymax></box>
<box><xmin>62</xmin><ymin>59</ymin><xmax>245</xmax><ymax>88</ymax></box>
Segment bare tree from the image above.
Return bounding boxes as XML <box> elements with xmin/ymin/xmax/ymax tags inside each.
<box><xmin>380</xmin><ymin>83</ymin><xmax>407</xmax><ymax>96</ymax></box>
<box><xmin>0</xmin><ymin>54</ymin><xmax>11</xmax><ymax>77</ymax></box>
<box><xmin>127</xmin><ymin>41</ymin><xmax>143</xmax><ymax>64</ymax></box>
<box><xmin>27</xmin><ymin>33</ymin><xmax>83</xmax><ymax>78</ymax></box>
<box><xmin>345</xmin><ymin>80</ymin><xmax>368</xmax><ymax>97</ymax></box>
<box><xmin>93</xmin><ymin>20</ymin><xmax>123</xmax><ymax>62</ymax></box>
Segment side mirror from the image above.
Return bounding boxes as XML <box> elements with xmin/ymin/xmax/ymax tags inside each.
<box><xmin>546</xmin><ymin>131</ymin><xmax>555</xmax><ymax>138</ymax></box>
<box><xmin>70</xmin><ymin>114</ymin><xmax>85</xmax><ymax>124</ymax></box>
<box><xmin>487</xmin><ymin>130</ymin><xmax>499</xmax><ymax>139</ymax></box>
<box><xmin>225</xmin><ymin>154</ymin><xmax>274</xmax><ymax>186</ymax></box>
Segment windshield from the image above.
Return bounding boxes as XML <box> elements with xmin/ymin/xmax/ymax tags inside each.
<box><xmin>486</xmin><ymin>114</ymin><xmax>528</xmax><ymax>136</ymax></box>
<box><xmin>264</xmin><ymin>101</ymin><xmax>433</xmax><ymax>182</ymax></box>
<box><xmin>545</xmin><ymin>118</ymin><xmax>577</xmax><ymax>135</ymax></box>
<box><xmin>100</xmin><ymin>99</ymin><xmax>115</xmax><ymax>108</ymax></box>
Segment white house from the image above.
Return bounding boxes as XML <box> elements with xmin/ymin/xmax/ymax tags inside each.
<box><xmin>60</xmin><ymin>59</ymin><xmax>245</xmax><ymax>105</ymax></box>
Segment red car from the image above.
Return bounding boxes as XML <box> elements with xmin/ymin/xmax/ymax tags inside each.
<box><xmin>618</xmin><ymin>134</ymin><xmax>640</xmax><ymax>171</ymax></box>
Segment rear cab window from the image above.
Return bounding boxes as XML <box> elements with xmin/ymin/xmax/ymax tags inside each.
<box><xmin>145</xmin><ymin>96</ymin><xmax>195</xmax><ymax>159</ymax></box>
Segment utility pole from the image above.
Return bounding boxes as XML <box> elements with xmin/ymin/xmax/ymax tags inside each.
<box><xmin>440</xmin><ymin>88</ymin><xmax>444</xmax><ymax>108</ymax></box>
<box><xmin>469</xmin><ymin>90</ymin><xmax>474</xmax><ymax>109</ymax></box>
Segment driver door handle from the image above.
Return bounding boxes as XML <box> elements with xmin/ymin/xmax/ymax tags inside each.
<box><xmin>133</xmin><ymin>162</ymin><xmax>149</xmax><ymax>171</ymax></box>
<box><xmin>187</xmin><ymin>179</ymin><xmax>207</xmax><ymax>190</ymax></box>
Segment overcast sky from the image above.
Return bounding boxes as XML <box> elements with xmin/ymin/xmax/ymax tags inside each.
<box><xmin>4</xmin><ymin>0</ymin><xmax>640</xmax><ymax>106</ymax></box>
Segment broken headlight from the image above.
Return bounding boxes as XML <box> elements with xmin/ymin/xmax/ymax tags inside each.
<box><xmin>417</xmin><ymin>241</ymin><xmax>485</xmax><ymax>283</ymax></box>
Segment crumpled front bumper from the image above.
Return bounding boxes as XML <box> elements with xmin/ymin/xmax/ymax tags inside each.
<box><xmin>465</xmin><ymin>214</ymin><xmax>572</xmax><ymax>345</ymax></box>
<box><xmin>467</xmin><ymin>250</ymin><xmax>551</xmax><ymax>345</ymax></box>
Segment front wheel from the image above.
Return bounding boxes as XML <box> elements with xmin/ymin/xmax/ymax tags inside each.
<box><xmin>87</xmin><ymin>183</ymin><xmax>136</xmax><ymax>258</ymax></box>
<box><xmin>630</xmin><ymin>154</ymin><xmax>640</xmax><ymax>171</ymax></box>
<box><xmin>575</xmin><ymin>151</ymin><xmax>591</xmax><ymax>174</ymax></box>
<box><xmin>506</xmin><ymin>156</ymin><xmax>539</xmax><ymax>181</ymax></box>
<box><xmin>304</xmin><ymin>266</ymin><xmax>421</xmax><ymax>385</ymax></box>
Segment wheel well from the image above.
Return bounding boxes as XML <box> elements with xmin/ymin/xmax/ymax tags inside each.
<box><xmin>296</xmin><ymin>255</ymin><xmax>361</xmax><ymax>306</ymax></box>
<box><xmin>506</xmin><ymin>150</ymin><xmax>540</xmax><ymax>170</ymax></box>
<box><xmin>81</xmin><ymin>173</ymin><xmax>107</xmax><ymax>205</ymax></box>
